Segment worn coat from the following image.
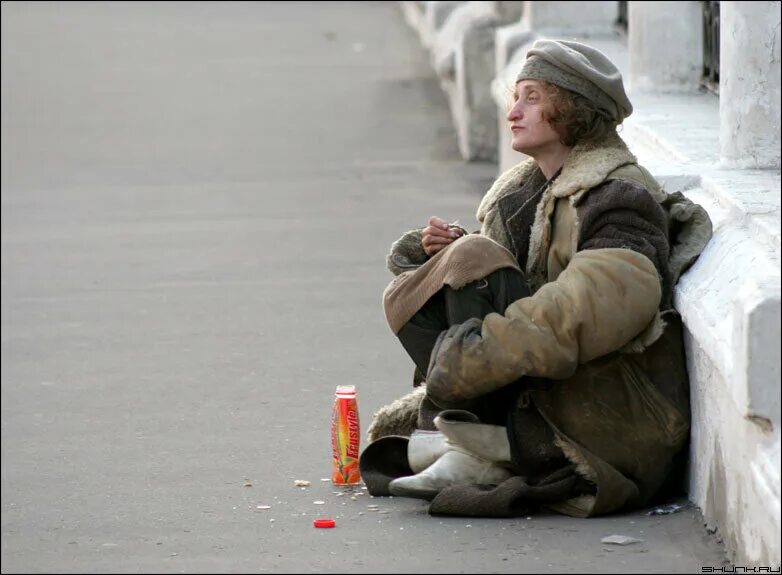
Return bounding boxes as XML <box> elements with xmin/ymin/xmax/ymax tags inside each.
<box><xmin>364</xmin><ymin>131</ymin><xmax>712</xmax><ymax>517</ymax></box>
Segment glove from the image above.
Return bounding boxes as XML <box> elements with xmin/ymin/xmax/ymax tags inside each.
<box><xmin>425</xmin><ymin>318</ymin><xmax>488</xmax><ymax>409</ymax></box>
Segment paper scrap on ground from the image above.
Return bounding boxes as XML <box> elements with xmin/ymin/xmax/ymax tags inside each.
<box><xmin>601</xmin><ymin>535</ymin><xmax>644</xmax><ymax>545</ymax></box>
<box><xmin>647</xmin><ymin>503</ymin><xmax>687</xmax><ymax>516</ymax></box>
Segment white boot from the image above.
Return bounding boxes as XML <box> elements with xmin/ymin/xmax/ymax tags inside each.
<box><xmin>388</xmin><ymin>411</ymin><xmax>513</xmax><ymax>500</ymax></box>
<box><xmin>407</xmin><ymin>430</ymin><xmax>450</xmax><ymax>473</ymax></box>
<box><xmin>434</xmin><ymin>410</ymin><xmax>512</xmax><ymax>463</ymax></box>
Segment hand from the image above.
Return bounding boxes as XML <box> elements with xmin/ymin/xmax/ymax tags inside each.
<box><xmin>421</xmin><ymin>216</ymin><xmax>464</xmax><ymax>257</ymax></box>
<box><xmin>425</xmin><ymin>318</ymin><xmax>486</xmax><ymax>408</ymax></box>
<box><xmin>427</xmin><ymin>316</ymin><xmax>528</xmax><ymax>408</ymax></box>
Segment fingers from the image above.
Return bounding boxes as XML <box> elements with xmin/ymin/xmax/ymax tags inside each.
<box><xmin>421</xmin><ymin>235</ymin><xmax>450</xmax><ymax>256</ymax></box>
<box><xmin>424</xmin><ymin>224</ymin><xmax>458</xmax><ymax>240</ymax></box>
<box><xmin>427</xmin><ymin>321</ymin><xmax>474</xmax><ymax>380</ymax></box>
<box><xmin>428</xmin><ymin>216</ymin><xmax>450</xmax><ymax>230</ymax></box>
<box><xmin>453</xmin><ymin>317</ymin><xmax>483</xmax><ymax>345</ymax></box>
<box><xmin>422</xmin><ymin>216</ymin><xmax>462</xmax><ymax>256</ymax></box>
<box><xmin>427</xmin><ymin>328</ymin><xmax>450</xmax><ymax>376</ymax></box>
<box><xmin>423</xmin><ymin>236</ymin><xmax>456</xmax><ymax>256</ymax></box>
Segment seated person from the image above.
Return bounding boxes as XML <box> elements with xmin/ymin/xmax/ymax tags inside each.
<box><xmin>359</xmin><ymin>39</ymin><xmax>713</xmax><ymax>518</ymax></box>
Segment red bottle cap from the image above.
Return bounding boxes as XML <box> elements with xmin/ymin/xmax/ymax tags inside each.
<box><xmin>313</xmin><ymin>518</ymin><xmax>336</xmax><ymax>528</ymax></box>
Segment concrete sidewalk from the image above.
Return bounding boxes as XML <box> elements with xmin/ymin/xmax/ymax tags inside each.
<box><xmin>1</xmin><ymin>2</ymin><xmax>727</xmax><ymax>572</ymax></box>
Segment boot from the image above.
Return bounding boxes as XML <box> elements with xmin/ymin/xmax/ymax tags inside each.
<box><xmin>434</xmin><ymin>409</ymin><xmax>512</xmax><ymax>462</ymax></box>
<box><xmin>388</xmin><ymin>411</ymin><xmax>513</xmax><ymax>500</ymax></box>
<box><xmin>406</xmin><ymin>411</ymin><xmax>479</xmax><ymax>474</ymax></box>
<box><xmin>407</xmin><ymin>430</ymin><xmax>450</xmax><ymax>473</ymax></box>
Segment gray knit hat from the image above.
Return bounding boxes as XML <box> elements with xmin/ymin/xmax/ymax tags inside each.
<box><xmin>516</xmin><ymin>39</ymin><xmax>633</xmax><ymax>122</ymax></box>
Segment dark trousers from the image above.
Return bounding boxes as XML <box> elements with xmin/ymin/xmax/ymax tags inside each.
<box><xmin>396</xmin><ymin>267</ymin><xmax>530</xmax><ymax>427</ymax></box>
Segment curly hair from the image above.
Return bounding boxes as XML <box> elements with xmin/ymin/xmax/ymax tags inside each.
<box><xmin>538</xmin><ymin>80</ymin><xmax>618</xmax><ymax>146</ymax></box>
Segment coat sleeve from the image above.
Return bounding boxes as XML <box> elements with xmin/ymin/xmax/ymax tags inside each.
<box><xmin>386</xmin><ymin>228</ymin><xmax>427</xmax><ymax>275</ymax></box>
<box><xmin>576</xmin><ymin>178</ymin><xmax>672</xmax><ymax>305</ymax></box>
<box><xmin>426</xmin><ymin>247</ymin><xmax>662</xmax><ymax>408</ymax></box>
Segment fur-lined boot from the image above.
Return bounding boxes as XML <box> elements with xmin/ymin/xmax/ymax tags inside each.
<box><xmin>388</xmin><ymin>410</ymin><xmax>513</xmax><ymax>500</ymax></box>
<box><xmin>366</xmin><ymin>386</ymin><xmax>426</xmax><ymax>442</ymax></box>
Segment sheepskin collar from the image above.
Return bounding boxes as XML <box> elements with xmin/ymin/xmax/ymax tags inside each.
<box><xmin>477</xmin><ymin>132</ymin><xmax>637</xmax><ymax>223</ymax></box>
<box><xmin>550</xmin><ymin>131</ymin><xmax>637</xmax><ymax>199</ymax></box>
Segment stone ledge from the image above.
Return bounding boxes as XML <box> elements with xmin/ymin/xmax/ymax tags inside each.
<box><xmin>420</xmin><ymin>1</ymin><xmax>465</xmax><ymax>49</ymax></box>
<box><xmin>687</xmin><ymin>334</ymin><xmax>781</xmax><ymax>565</ymax></box>
<box><xmin>399</xmin><ymin>0</ymin><xmax>426</xmax><ymax>33</ymax></box>
<box><xmin>673</xmin><ymin>188</ymin><xmax>780</xmax><ymax>425</ymax></box>
<box><xmin>428</xmin><ymin>2</ymin><xmax>522</xmax><ymax>162</ymax></box>
<box><xmin>432</xmin><ymin>2</ymin><xmax>500</xmax><ymax>81</ymax></box>
<box><xmin>618</xmin><ymin>75</ymin><xmax>781</xmax><ymax>568</ymax></box>
<box><xmin>622</xmin><ymin>93</ymin><xmax>781</xmax><ymax>253</ymax></box>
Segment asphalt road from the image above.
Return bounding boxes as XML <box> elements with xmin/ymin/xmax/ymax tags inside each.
<box><xmin>1</xmin><ymin>2</ymin><xmax>727</xmax><ymax>573</ymax></box>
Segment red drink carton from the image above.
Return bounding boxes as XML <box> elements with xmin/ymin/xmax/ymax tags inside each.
<box><xmin>331</xmin><ymin>385</ymin><xmax>361</xmax><ymax>485</ymax></box>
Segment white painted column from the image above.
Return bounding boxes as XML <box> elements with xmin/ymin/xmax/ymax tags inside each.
<box><xmin>421</xmin><ymin>2</ymin><xmax>465</xmax><ymax>48</ymax></box>
<box><xmin>519</xmin><ymin>0</ymin><xmax>618</xmax><ymax>34</ymax></box>
<box><xmin>719</xmin><ymin>1</ymin><xmax>782</xmax><ymax>169</ymax></box>
<box><xmin>627</xmin><ymin>1</ymin><xmax>703</xmax><ymax>93</ymax></box>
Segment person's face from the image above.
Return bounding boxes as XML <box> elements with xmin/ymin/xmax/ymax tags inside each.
<box><xmin>506</xmin><ymin>80</ymin><xmax>562</xmax><ymax>155</ymax></box>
